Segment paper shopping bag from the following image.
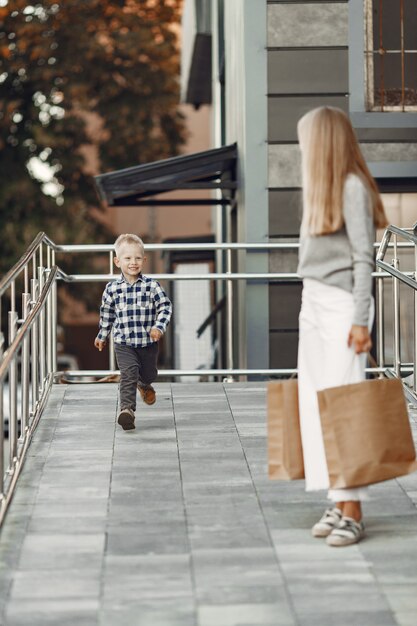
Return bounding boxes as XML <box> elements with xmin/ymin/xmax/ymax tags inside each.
<box><xmin>317</xmin><ymin>377</ymin><xmax>417</xmax><ymax>489</ymax></box>
<box><xmin>267</xmin><ymin>380</ymin><xmax>305</xmax><ymax>480</ymax></box>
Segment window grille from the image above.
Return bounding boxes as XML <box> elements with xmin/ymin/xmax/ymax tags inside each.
<box><xmin>365</xmin><ymin>0</ymin><xmax>417</xmax><ymax>111</ymax></box>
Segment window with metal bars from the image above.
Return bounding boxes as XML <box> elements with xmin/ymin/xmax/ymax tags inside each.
<box><xmin>365</xmin><ymin>0</ymin><xmax>417</xmax><ymax>111</ymax></box>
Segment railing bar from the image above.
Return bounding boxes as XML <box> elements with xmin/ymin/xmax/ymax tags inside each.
<box><xmin>58</xmin><ymin>366</ymin><xmax>396</xmax><ymax>378</ymax></box>
<box><xmin>54</xmin><ymin>241</ymin><xmax>414</xmax><ymax>253</ymax></box>
<box><xmin>375</xmin><ymin>262</ymin><xmax>417</xmax><ymax>290</ymax></box>
<box><xmin>55</xmin><ymin>271</ymin><xmax>416</xmax><ymax>284</ymax></box>
<box><xmin>400</xmin><ymin>0</ymin><xmax>405</xmax><ymax>110</ymax></box>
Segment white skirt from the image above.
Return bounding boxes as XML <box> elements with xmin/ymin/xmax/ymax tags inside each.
<box><xmin>297</xmin><ymin>279</ymin><xmax>373</xmax><ymax>502</ymax></box>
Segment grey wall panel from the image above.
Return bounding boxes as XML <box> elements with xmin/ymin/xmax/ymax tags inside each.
<box><xmin>361</xmin><ymin>143</ymin><xmax>417</xmax><ymax>163</ymax></box>
<box><xmin>356</xmin><ymin>128</ymin><xmax>417</xmax><ymax>142</ymax></box>
<box><xmin>269</xmin><ymin>248</ymin><xmax>299</xmax><ymax>273</ymax></box>
<box><xmin>268</xmin><ymin>3</ymin><xmax>348</xmax><ymax>47</ymax></box>
<box><xmin>268</xmin><ymin>96</ymin><xmax>348</xmax><ymax>142</ymax></box>
<box><xmin>269</xmin><ymin>144</ymin><xmax>301</xmax><ymax>188</ymax></box>
<box><xmin>269</xmin><ymin>284</ymin><xmax>302</xmax><ymax>330</ymax></box>
<box><xmin>270</xmin><ymin>331</ymin><xmax>299</xmax><ymax>369</ymax></box>
<box><xmin>268</xmin><ymin>50</ymin><xmax>348</xmax><ymax>95</ymax></box>
<box><xmin>269</xmin><ymin>190</ymin><xmax>302</xmax><ymax>236</ymax></box>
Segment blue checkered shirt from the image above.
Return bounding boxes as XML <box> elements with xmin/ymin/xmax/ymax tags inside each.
<box><xmin>97</xmin><ymin>273</ymin><xmax>172</xmax><ymax>347</ymax></box>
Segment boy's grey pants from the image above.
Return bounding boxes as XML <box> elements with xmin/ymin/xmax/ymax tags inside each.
<box><xmin>114</xmin><ymin>343</ymin><xmax>158</xmax><ymax>412</ymax></box>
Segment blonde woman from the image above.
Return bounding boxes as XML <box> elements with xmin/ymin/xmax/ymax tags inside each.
<box><xmin>297</xmin><ymin>106</ymin><xmax>388</xmax><ymax>546</ymax></box>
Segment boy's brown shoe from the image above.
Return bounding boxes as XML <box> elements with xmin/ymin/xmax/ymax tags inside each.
<box><xmin>117</xmin><ymin>407</ymin><xmax>135</xmax><ymax>430</ymax></box>
<box><xmin>138</xmin><ymin>384</ymin><xmax>156</xmax><ymax>405</ymax></box>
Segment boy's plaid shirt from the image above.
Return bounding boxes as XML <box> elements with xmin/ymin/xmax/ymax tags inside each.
<box><xmin>97</xmin><ymin>273</ymin><xmax>172</xmax><ymax>347</ymax></box>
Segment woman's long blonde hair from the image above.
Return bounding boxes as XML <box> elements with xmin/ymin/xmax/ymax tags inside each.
<box><xmin>297</xmin><ymin>106</ymin><xmax>387</xmax><ymax>235</ymax></box>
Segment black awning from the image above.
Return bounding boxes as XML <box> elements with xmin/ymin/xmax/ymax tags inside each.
<box><xmin>94</xmin><ymin>143</ymin><xmax>237</xmax><ymax>207</ymax></box>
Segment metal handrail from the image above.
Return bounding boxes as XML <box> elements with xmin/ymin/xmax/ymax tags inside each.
<box><xmin>0</xmin><ymin>268</ymin><xmax>58</xmax><ymax>382</ymax></box>
<box><xmin>0</xmin><ymin>232</ymin><xmax>55</xmax><ymax>298</ymax></box>
<box><xmin>56</xmin><ymin>241</ymin><xmax>414</xmax><ymax>253</ymax></box>
<box><xmin>375</xmin><ymin>222</ymin><xmax>417</xmax><ymax>400</ymax></box>
<box><xmin>0</xmin><ymin>266</ymin><xmax>58</xmax><ymax>526</ymax></box>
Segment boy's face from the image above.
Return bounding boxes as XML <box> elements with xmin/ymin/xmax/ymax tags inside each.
<box><xmin>114</xmin><ymin>243</ymin><xmax>145</xmax><ymax>281</ymax></box>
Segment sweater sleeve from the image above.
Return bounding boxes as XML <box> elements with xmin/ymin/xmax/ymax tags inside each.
<box><xmin>343</xmin><ymin>175</ymin><xmax>374</xmax><ymax>326</ymax></box>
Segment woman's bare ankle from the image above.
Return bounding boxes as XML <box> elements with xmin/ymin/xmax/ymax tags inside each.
<box><xmin>342</xmin><ymin>501</ymin><xmax>362</xmax><ymax>522</ymax></box>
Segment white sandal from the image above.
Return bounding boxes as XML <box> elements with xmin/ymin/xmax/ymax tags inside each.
<box><xmin>311</xmin><ymin>507</ymin><xmax>342</xmax><ymax>538</ymax></box>
<box><xmin>326</xmin><ymin>516</ymin><xmax>365</xmax><ymax>547</ymax></box>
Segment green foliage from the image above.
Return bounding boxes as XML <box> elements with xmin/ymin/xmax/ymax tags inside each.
<box><xmin>0</xmin><ymin>0</ymin><xmax>185</xmax><ymax>274</ymax></box>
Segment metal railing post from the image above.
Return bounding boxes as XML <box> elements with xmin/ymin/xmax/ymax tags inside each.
<box><xmin>8</xmin><ymin>308</ymin><xmax>18</xmax><ymax>471</ymax></box>
<box><xmin>109</xmin><ymin>250</ymin><xmax>116</xmax><ymax>372</ymax></box>
<box><xmin>376</xmin><ymin>268</ymin><xmax>385</xmax><ymax>369</ymax></box>
<box><xmin>414</xmin><ymin>223</ymin><xmax>417</xmax><ymax>394</ymax></box>
<box><xmin>226</xmin><ymin>247</ymin><xmax>234</xmax><ymax>375</ymax></box>
<box><xmin>0</xmin><ymin>332</ymin><xmax>4</xmax><ymax>498</ymax></box>
<box><xmin>392</xmin><ymin>235</ymin><xmax>401</xmax><ymax>378</ymax></box>
<box><xmin>21</xmin><ymin>292</ymin><xmax>31</xmax><ymax>437</ymax></box>
<box><xmin>51</xmin><ymin>250</ymin><xmax>57</xmax><ymax>372</ymax></box>
<box><xmin>38</xmin><ymin>266</ymin><xmax>46</xmax><ymax>390</ymax></box>
<box><xmin>31</xmin><ymin>277</ymin><xmax>39</xmax><ymax>410</ymax></box>
<box><xmin>46</xmin><ymin>247</ymin><xmax>52</xmax><ymax>374</ymax></box>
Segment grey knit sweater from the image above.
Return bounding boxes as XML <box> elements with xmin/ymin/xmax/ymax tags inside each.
<box><xmin>297</xmin><ymin>174</ymin><xmax>374</xmax><ymax>326</ymax></box>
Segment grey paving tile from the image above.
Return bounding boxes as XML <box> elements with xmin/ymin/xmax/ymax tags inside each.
<box><xmin>198</xmin><ymin>603</ymin><xmax>295</xmax><ymax>626</ymax></box>
<box><xmin>102</xmin><ymin>554</ymin><xmax>193</xmax><ymax>600</ymax></box>
<box><xmin>29</xmin><ymin>500</ymin><xmax>109</xmax><ymax>519</ymax></box>
<box><xmin>394</xmin><ymin>612</ymin><xmax>417</xmax><ymax>626</ymax></box>
<box><xmin>296</xmin><ymin>612</ymin><xmax>397</xmax><ymax>626</ymax></box>
<box><xmin>272</xmin><ymin>530</ymin><xmax>364</xmax><ymax>561</ymax></box>
<box><xmin>291</xmin><ymin>589</ymin><xmax>391</xmax><ymax>614</ymax></box>
<box><xmin>381</xmin><ymin>584</ymin><xmax>417</xmax><ymax>613</ymax></box>
<box><xmin>26</xmin><ymin>515</ymin><xmax>107</xmax><ymax>534</ymax></box>
<box><xmin>9</xmin><ymin>569</ymin><xmax>101</xmax><ymax>600</ymax></box>
<box><xmin>280</xmin><ymin>559</ymin><xmax>374</xmax><ymax>583</ymax></box>
<box><xmin>5</xmin><ymin>599</ymin><xmax>99</xmax><ymax>626</ymax></box>
<box><xmin>106</xmin><ymin>523</ymin><xmax>188</xmax><ymax>556</ymax></box>
<box><xmin>100</xmin><ymin>598</ymin><xmax>196</xmax><ymax>626</ymax></box>
<box><xmin>17</xmin><ymin>533</ymin><xmax>105</xmax><ymax>570</ymax></box>
<box><xmin>189</xmin><ymin>525</ymin><xmax>271</xmax><ymax>550</ymax></box>
<box><xmin>197</xmin><ymin>585</ymin><xmax>289</xmax><ymax>606</ymax></box>
<box><xmin>35</xmin><ymin>484</ymin><xmax>110</xmax><ymax>502</ymax></box>
<box><xmin>192</xmin><ymin>548</ymin><xmax>283</xmax><ymax>589</ymax></box>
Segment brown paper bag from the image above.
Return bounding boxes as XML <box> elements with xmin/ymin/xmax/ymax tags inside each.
<box><xmin>267</xmin><ymin>380</ymin><xmax>305</xmax><ymax>480</ymax></box>
<box><xmin>317</xmin><ymin>377</ymin><xmax>417</xmax><ymax>489</ymax></box>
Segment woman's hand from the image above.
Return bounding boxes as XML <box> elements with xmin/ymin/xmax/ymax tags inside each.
<box><xmin>348</xmin><ymin>325</ymin><xmax>372</xmax><ymax>354</ymax></box>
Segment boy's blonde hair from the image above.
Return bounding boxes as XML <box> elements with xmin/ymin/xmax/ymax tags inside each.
<box><xmin>114</xmin><ymin>234</ymin><xmax>145</xmax><ymax>257</ymax></box>
<box><xmin>297</xmin><ymin>106</ymin><xmax>388</xmax><ymax>236</ymax></box>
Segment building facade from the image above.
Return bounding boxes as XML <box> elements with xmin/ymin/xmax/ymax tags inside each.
<box><xmin>181</xmin><ymin>0</ymin><xmax>417</xmax><ymax>371</ymax></box>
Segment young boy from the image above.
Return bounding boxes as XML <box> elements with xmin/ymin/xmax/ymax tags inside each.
<box><xmin>94</xmin><ymin>234</ymin><xmax>172</xmax><ymax>431</ymax></box>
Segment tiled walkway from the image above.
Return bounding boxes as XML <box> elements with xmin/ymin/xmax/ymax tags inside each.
<box><xmin>0</xmin><ymin>382</ymin><xmax>416</xmax><ymax>626</ymax></box>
